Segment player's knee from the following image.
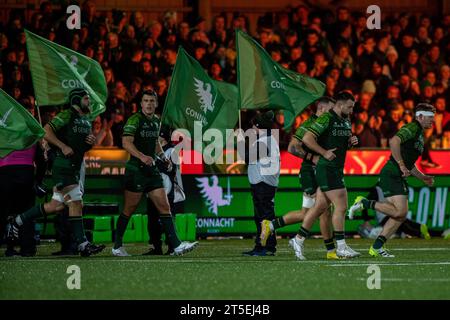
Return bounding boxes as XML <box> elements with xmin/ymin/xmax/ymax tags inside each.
<box><xmin>392</xmin><ymin>208</ymin><xmax>408</xmax><ymax>220</ymax></box>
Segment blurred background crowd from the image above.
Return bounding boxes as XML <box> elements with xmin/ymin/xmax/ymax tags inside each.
<box><xmin>0</xmin><ymin>1</ymin><xmax>449</xmax><ymax>166</ymax></box>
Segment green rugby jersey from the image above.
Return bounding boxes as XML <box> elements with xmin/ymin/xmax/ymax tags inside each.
<box><xmin>123</xmin><ymin>112</ymin><xmax>160</xmax><ymax>168</ymax></box>
<box><xmin>293</xmin><ymin>114</ymin><xmax>318</xmax><ymax>166</ymax></box>
<box><xmin>308</xmin><ymin>109</ymin><xmax>352</xmax><ymax>168</ymax></box>
<box><xmin>389</xmin><ymin>120</ymin><xmax>424</xmax><ymax>170</ymax></box>
<box><xmin>48</xmin><ymin>108</ymin><xmax>92</xmax><ymax>168</ymax></box>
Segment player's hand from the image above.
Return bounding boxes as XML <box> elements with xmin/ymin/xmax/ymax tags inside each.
<box><xmin>349</xmin><ymin>136</ymin><xmax>358</xmax><ymax>147</ymax></box>
<box><xmin>399</xmin><ymin>164</ymin><xmax>410</xmax><ymax>177</ymax></box>
<box><xmin>85</xmin><ymin>134</ymin><xmax>97</xmax><ymax>145</ymax></box>
<box><xmin>312</xmin><ymin>155</ymin><xmax>319</xmax><ymax>165</ymax></box>
<box><xmin>61</xmin><ymin>145</ymin><xmax>74</xmax><ymax>157</ymax></box>
<box><xmin>422</xmin><ymin>175</ymin><xmax>434</xmax><ymax>187</ymax></box>
<box><xmin>323</xmin><ymin>148</ymin><xmax>337</xmax><ymax>161</ymax></box>
<box><xmin>40</xmin><ymin>140</ymin><xmax>50</xmax><ymax>161</ymax></box>
<box><xmin>140</xmin><ymin>154</ymin><xmax>154</xmax><ymax>166</ymax></box>
<box><xmin>163</xmin><ymin>157</ymin><xmax>173</xmax><ymax>172</ymax></box>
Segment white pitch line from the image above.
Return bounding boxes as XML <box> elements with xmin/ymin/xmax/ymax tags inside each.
<box><xmin>355</xmin><ymin>277</ymin><xmax>450</xmax><ymax>282</ymax></box>
<box><xmin>2</xmin><ymin>259</ymin><xmax>450</xmax><ymax>267</ymax></box>
<box><xmin>328</xmin><ymin>261</ymin><xmax>450</xmax><ymax>267</ymax></box>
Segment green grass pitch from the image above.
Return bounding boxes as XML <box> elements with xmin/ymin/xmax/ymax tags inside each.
<box><xmin>1</xmin><ymin>238</ymin><xmax>450</xmax><ymax>300</ymax></box>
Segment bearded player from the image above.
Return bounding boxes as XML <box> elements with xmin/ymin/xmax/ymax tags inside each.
<box><xmin>7</xmin><ymin>88</ymin><xmax>105</xmax><ymax>257</ymax></box>
<box><xmin>288</xmin><ymin>91</ymin><xmax>360</xmax><ymax>260</ymax></box>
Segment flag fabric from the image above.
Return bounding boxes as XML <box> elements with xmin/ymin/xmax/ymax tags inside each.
<box><xmin>25</xmin><ymin>29</ymin><xmax>107</xmax><ymax>119</ymax></box>
<box><xmin>0</xmin><ymin>88</ymin><xmax>45</xmax><ymax>158</ymax></box>
<box><xmin>161</xmin><ymin>47</ymin><xmax>239</xmax><ymax>142</ymax></box>
<box><xmin>236</xmin><ymin>29</ymin><xmax>326</xmax><ymax>128</ymax></box>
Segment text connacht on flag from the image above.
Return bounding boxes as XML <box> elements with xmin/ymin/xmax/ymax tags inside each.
<box><xmin>161</xmin><ymin>46</ymin><xmax>239</xmax><ymax>150</ymax></box>
<box><xmin>236</xmin><ymin>29</ymin><xmax>326</xmax><ymax>128</ymax></box>
<box><xmin>25</xmin><ymin>29</ymin><xmax>107</xmax><ymax>119</ymax></box>
<box><xmin>0</xmin><ymin>88</ymin><xmax>45</xmax><ymax>158</ymax></box>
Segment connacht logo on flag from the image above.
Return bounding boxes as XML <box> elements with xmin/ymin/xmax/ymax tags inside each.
<box><xmin>236</xmin><ymin>29</ymin><xmax>326</xmax><ymax>128</ymax></box>
<box><xmin>0</xmin><ymin>88</ymin><xmax>45</xmax><ymax>158</ymax></box>
<box><xmin>161</xmin><ymin>47</ymin><xmax>238</xmax><ymax>133</ymax></box>
<box><xmin>25</xmin><ymin>29</ymin><xmax>107</xmax><ymax>118</ymax></box>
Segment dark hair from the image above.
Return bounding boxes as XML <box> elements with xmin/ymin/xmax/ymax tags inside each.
<box><xmin>252</xmin><ymin>110</ymin><xmax>274</xmax><ymax>129</ymax></box>
<box><xmin>140</xmin><ymin>89</ymin><xmax>157</xmax><ymax>102</ymax></box>
<box><xmin>415</xmin><ymin>103</ymin><xmax>436</xmax><ymax>114</ymax></box>
<box><xmin>335</xmin><ymin>91</ymin><xmax>355</xmax><ymax>102</ymax></box>
<box><xmin>69</xmin><ymin>88</ymin><xmax>89</xmax><ymax>107</ymax></box>
<box><xmin>315</xmin><ymin>96</ymin><xmax>336</xmax><ymax>107</ymax></box>
<box><xmin>159</xmin><ymin>125</ymin><xmax>172</xmax><ymax>141</ymax></box>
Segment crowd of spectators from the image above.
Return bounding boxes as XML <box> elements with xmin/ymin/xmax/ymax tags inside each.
<box><xmin>1</xmin><ymin>1</ymin><xmax>449</xmax><ymax>164</ymax></box>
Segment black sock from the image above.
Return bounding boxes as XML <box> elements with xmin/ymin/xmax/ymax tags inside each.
<box><xmin>298</xmin><ymin>226</ymin><xmax>310</xmax><ymax>238</ymax></box>
<box><xmin>114</xmin><ymin>213</ymin><xmax>130</xmax><ymax>249</ymax></box>
<box><xmin>272</xmin><ymin>217</ymin><xmax>285</xmax><ymax>230</ymax></box>
<box><xmin>68</xmin><ymin>216</ymin><xmax>87</xmax><ymax>247</ymax></box>
<box><xmin>373</xmin><ymin>235</ymin><xmax>387</xmax><ymax>249</ymax></box>
<box><xmin>398</xmin><ymin>219</ymin><xmax>421</xmax><ymax>237</ymax></box>
<box><xmin>160</xmin><ymin>215</ymin><xmax>181</xmax><ymax>249</ymax></box>
<box><xmin>324</xmin><ymin>238</ymin><xmax>336</xmax><ymax>251</ymax></box>
<box><xmin>334</xmin><ymin>231</ymin><xmax>345</xmax><ymax>241</ymax></box>
<box><xmin>362</xmin><ymin>198</ymin><xmax>376</xmax><ymax>210</ymax></box>
<box><xmin>18</xmin><ymin>204</ymin><xmax>45</xmax><ymax>225</ymax></box>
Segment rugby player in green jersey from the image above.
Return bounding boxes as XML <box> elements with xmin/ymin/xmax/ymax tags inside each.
<box><xmin>348</xmin><ymin>103</ymin><xmax>436</xmax><ymax>257</ymax></box>
<box><xmin>288</xmin><ymin>91</ymin><xmax>359</xmax><ymax>260</ymax></box>
<box><xmin>7</xmin><ymin>88</ymin><xmax>106</xmax><ymax>257</ymax></box>
<box><xmin>259</xmin><ymin>96</ymin><xmax>342</xmax><ymax>259</ymax></box>
<box><xmin>112</xmin><ymin>90</ymin><xmax>198</xmax><ymax>256</ymax></box>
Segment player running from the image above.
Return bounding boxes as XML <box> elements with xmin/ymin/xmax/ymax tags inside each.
<box><xmin>288</xmin><ymin>91</ymin><xmax>359</xmax><ymax>260</ymax></box>
<box><xmin>112</xmin><ymin>90</ymin><xmax>198</xmax><ymax>256</ymax></box>
<box><xmin>7</xmin><ymin>88</ymin><xmax>105</xmax><ymax>256</ymax></box>
<box><xmin>348</xmin><ymin>103</ymin><xmax>436</xmax><ymax>257</ymax></box>
<box><xmin>259</xmin><ymin>96</ymin><xmax>341</xmax><ymax>259</ymax></box>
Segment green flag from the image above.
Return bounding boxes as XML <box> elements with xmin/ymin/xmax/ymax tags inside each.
<box><xmin>0</xmin><ymin>88</ymin><xmax>45</xmax><ymax>158</ymax></box>
<box><xmin>25</xmin><ymin>29</ymin><xmax>107</xmax><ymax>119</ymax></box>
<box><xmin>161</xmin><ymin>47</ymin><xmax>239</xmax><ymax>146</ymax></box>
<box><xmin>236</xmin><ymin>29</ymin><xmax>325</xmax><ymax>128</ymax></box>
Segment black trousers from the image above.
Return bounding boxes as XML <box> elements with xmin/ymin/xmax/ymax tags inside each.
<box><xmin>0</xmin><ymin>165</ymin><xmax>36</xmax><ymax>253</ymax></box>
<box><xmin>250</xmin><ymin>182</ymin><xmax>277</xmax><ymax>251</ymax></box>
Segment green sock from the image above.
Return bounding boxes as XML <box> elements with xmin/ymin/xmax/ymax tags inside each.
<box><xmin>373</xmin><ymin>235</ymin><xmax>387</xmax><ymax>249</ymax></box>
<box><xmin>362</xmin><ymin>198</ymin><xmax>376</xmax><ymax>209</ymax></box>
<box><xmin>160</xmin><ymin>215</ymin><xmax>181</xmax><ymax>249</ymax></box>
<box><xmin>324</xmin><ymin>238</ymin><xmax>336</xmax><ymax>252</ymax></box>
<box><xmin>114</xmin><ymin>213</ymin><xmax>130</xmax><ymax>249</ymax></box>
<box><xmin>334</xmin><ymin>231</ymin><xmax>345</xmax><ymax>241</ymax></box>
<box><xmin>18</xmin><ymin>204</ymin><xmax>45</xmax><ymax>225</ymax></box>
<box><xmin>272</xmin><ymin>217</ymin><xmax>285</xmax><ymax>230</ymax></box>
<box><xmin>68</xmin><ymin>216</ymin><xmax>87</xmax><ymax>247</ymax></box>
<box><xmin>298</xmin><ymin>226</ymin><xmax>310</xmax><ymax>238</ymax></box>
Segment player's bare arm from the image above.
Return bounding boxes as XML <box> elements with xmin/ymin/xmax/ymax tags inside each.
<box><xmin>43</xmin><ymin>123</ymin><xmax>73</xmax><ymax>157</ymax></box>
<box><xmin>122</xmin><ymin>135</ymin><xmax>153</xmax><ymax>166</ymax></box>
<box><xmin>287</xmin><ymin>137</ymin><xmax>307</xmax><ymax>159</ymax></box>
<box><xmin>302</xmin><ymin>131</ymin><xmax>336</xmax><ymax>161</ymax></box>
<box><xmin>411</xmin><ymin>166</ymin><xmax>434</xmax><ymax>186</ymax></box>
<box><xmin>389</xmin><ymin>135</ymin><xmax>409</xmax><ymax>177</ymax></box>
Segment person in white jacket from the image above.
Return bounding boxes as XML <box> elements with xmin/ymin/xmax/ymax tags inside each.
<box><xmin>144</xmin><ymin>125</ymin><xmax>186</xmax><ymax>255</ymax></box>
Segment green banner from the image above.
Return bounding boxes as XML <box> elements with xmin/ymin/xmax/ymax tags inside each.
<box><xmin>236</xmin><ymin>29</ymin><xmax>325</xmax><ymax>128</ymax></box>
<box><xmin>0</xmin><ymin>88</ymin><xmax>45</xmax><ymax>158</ymax></box>
<box><xmin>25</xmin><ymin>29</ymin><xmax>107</xmax><ymax>119</ymax></box>
<box><xmin>162</xmin><ymin>47</ymin><xmax>239</xmax><ymax>138</ymax></box>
